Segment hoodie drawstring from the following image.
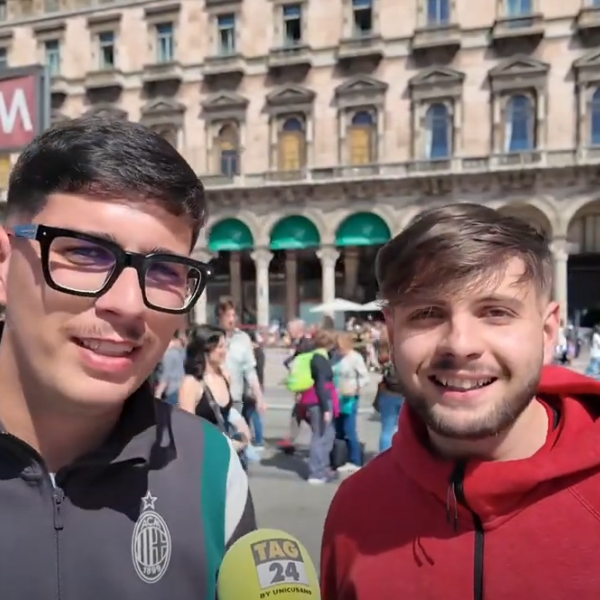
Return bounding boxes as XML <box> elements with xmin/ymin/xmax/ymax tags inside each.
<box><xmin>448</xmin><ymin>461</ymin><xmax>485</xmax><ymax>600</ymax></box>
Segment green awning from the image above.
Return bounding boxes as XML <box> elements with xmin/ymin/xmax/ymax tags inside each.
<box><xmin>208</xmin><ymin>218</ymin><xmax>254</xmax><ymax>252</ymax></box>
<box><xmin>270</xmin><ymin>215</ymin><xmax>320</xmax><ymax>250</ymax></box>
<box><xmin>336</xmin><ymin>212</ymin><xmax>391</xmax><ymax>246</ymax></box>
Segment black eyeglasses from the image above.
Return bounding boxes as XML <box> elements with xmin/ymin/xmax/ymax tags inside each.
<box><xmin>9</xmin><ymin>224</ymin><xmax>212</xmax><ymax>315</ymax></box>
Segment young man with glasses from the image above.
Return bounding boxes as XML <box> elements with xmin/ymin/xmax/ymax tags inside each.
<box><xmin>0</xmin><ymin>117</ymin><xmax>256</xmax><ymax>598</ymax></box>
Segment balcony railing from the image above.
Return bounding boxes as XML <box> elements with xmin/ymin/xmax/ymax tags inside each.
<box><xmin>198</xmin><ymin>148</ymin><xmax>594</xmax><ymax>190</ymax></box>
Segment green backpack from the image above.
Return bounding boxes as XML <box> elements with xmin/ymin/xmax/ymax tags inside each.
<box><xmin>286</xmin><ymin>348</ymin><xmax>327</xmax><ymax>393</ymax></box>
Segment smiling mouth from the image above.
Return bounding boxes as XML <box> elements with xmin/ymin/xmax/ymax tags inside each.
<box><xmin>72</xmin><ymin>338</ymin><xmax>137</xmax><ymax>358</ymax></box>
<box><xmin>429</xmin><ymin>375</ymin><xmax>497</xmax><ymax>392</ymax></box>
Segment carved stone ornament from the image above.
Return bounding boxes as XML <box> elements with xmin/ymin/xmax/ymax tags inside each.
<box><xmin>265</xmin><ymin>85</ymin><xmax>316</xmax><ymax>115</ymax></box>
<box><xmin>334</xmin><ymin>75</ymin><xmax>388</xmax><ymax>108</ymax></box>
<box><xmin>488</xmin><ymin>54</ymin><xmax>549</xmax><ymax>93</ymax></box>
<box><xmin>140</xmin><ymin>97</ymin><xmax>185</xmax><ymax>127</ymax></box>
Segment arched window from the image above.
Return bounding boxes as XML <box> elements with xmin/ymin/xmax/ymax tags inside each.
<box><xmin>426</xmin><ymin>103</ymin><xmax>451</xmax><ymax>159</ymax></box>
<box><xmin>216</xmin><ymin>123</ymin><xmax>240</xmax><ymax>177</ymax></box>
<box><xmin>277</xmin><ymin>117</ymin><xmax>305</xmax><ymax>171</ymax></box>
<box><xmin>505</xmin><ymin>94</ymin><xmax>534</xmax><ymax>152</ymax></box>
<box><xmin>348</xmin><ymin>111</ymin><xmax>375</xmax><ymax>165</ymax></box>
<box><xmin>591</xmin><ymin>88</ymin><xmax>600</xmax><ymax>146</ymax></box>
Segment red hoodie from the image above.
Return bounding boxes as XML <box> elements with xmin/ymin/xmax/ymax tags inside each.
<box><xmin>321</xmin><ymin>366</ymin><xmax>600</xmax><ymax>600</ymax></box>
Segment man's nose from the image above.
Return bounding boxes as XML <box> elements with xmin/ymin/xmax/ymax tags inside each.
<box><xmin>438</xmin><ymin>314</ymin><xmax>484</xmax><ymax>359</ymax></box>
<box><xmin>94</xmin><ymin>267</ymin><xmax>145</xmax><ymax>319</ymax></box>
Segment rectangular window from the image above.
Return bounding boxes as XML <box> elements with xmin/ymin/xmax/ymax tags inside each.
<box><xmin>506</xmin><ymin>0</ymin><xmax>532</xmax><ymax>16</ymax></box>
<box><xmin>0</xmin><ymin>1</ymin><xmax>7</xmax><ymax>21</ymax></box>
<box><xmin>44</xmin><ymin>39</ymin><xmax>61</xmax><ymax>76</ymax></box>
<box><xmin>156</xmin><ymin>22</ymin><xmax>174</xmax><ymax>63</ymax></box>
<box><xmin>220</xmin><ymin>150</ymin><xmax>239</xmax><ymax>177</ymax></box>
<box><xmin>427</xmin><ymin>0</ymin><xmax>450</xmax><ymax>25</ymax></box>
<box><xmin>283</xmin><ymin>4</ymin><xmax>302</xmax><ymax>46</ymax></box>
<box><xmin>44</xmin><ymin>0</ymin><xmax>60</xmax><ymax>12</ymax></box>
<box><xmin>97</xmin><ymin>31</ymin><xmax>115</xmax><ymax>69</ymax></box>
<box><xmin>0</xmin><ymin>48</ymin><xmax>7</xmax><ymax>68</ymax></box>
<box><xmin>217</xmin><ymin>14</ymin><xmax>236</xmax><ymax>55</ymax></box>
<box><xmin>352</xmin><ymin>0</ymin><xmax>373</xmax><ymax>36</ymax></box>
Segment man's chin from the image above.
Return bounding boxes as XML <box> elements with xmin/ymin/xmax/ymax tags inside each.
<box><xmin>51</xmin><ymin>376</ymin><xmax>142</xmax><ymax>411</ymax></box>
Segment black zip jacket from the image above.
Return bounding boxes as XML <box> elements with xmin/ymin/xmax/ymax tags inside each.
<box><xmin>0</xmin><ymin>382</ymin><xmax>256</xmax><ymax>599</ymax></box>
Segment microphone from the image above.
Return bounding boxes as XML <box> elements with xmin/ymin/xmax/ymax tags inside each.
<box><xmin>217</xmin><ymin>528</ymin><xmax>321</xmax><ymax>599</ymax></box>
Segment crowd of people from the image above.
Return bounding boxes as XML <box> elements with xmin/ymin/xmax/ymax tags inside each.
<box><xmin>0</xmin><ymin>115</ymin><xmax>599</xmax><ymax>598</ymax></box>
<box><xmin>151</xmin><ymin>301</ymin><xmax>406</xmax><ymax>483</ymax></box>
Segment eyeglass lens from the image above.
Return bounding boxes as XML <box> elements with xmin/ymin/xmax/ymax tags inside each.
<box><xmin>47</xmin><ymin>236</ymin><xmax>202</xmax><ymax>310</ymax></box>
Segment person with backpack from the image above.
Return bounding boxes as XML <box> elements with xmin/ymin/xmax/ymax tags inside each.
<box><xmin>287</xmin><ymin>329</ymin><xmax>340</xmax><ymax>484</ymax></box>
<box><xmin>278</xmin><ymin>319</ymin><xmax>315</xmax><ymax>451</ymax></box>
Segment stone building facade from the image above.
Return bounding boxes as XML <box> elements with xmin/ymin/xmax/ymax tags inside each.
<box><xmin>0</xmin><ymin>0</ymin><xmax>599</xmax><ymax>325</ymax></box>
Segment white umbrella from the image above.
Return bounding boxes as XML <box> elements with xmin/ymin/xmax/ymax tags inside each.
<box><xmin>309</xmin><ymin>298</ymin><xmax>364</xmax><ymax>313</ymax></box>
<box><xmin>356</xmin><ymin>300</ymin><xmax>384</xmax><ymax>312</ymax></box>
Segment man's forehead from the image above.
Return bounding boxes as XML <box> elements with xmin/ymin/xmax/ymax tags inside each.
<box><xmin>398</xmin><ymin>258</ymin><xmax>538</xmax><ymax>308</ymax></box>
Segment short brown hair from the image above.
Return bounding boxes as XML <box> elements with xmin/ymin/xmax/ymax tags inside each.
<box><xmin>216</xmin><ymin>296</ymin><xmax>236</xmax><ymax>316</ymax></box>
<box><xmin>375</xmin><ymin>203</ymin><xmax>553</xmax><ymax>304</ymax></box>
<box><xmin>313</xmin><ymin>329</ymin><xmax>337</xmax><ymax>350</ymax></box>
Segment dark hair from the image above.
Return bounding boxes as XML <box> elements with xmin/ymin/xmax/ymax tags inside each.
<box><xmin>184</xmin><ymin>324</ymin><xmax>225</xmax><ymax>380</ymax></box>
<box><xmin>216</xmin><ymin>295</ymin><xmax>236</xmax><ymax>318</ymax></box>
<box><xmin>313</xmin><ymin>328</ymin><xmax>337</xmax><ymax>350</ymax></box>
<box><xmin>7</xmin><ymin>116</ymin><xmax>207</xmax><ymax>246</ymax></box>
<box><xmin>375</xmin><ymin>203</ymin><xmax>553</xmax><ymax>304</ymax></box>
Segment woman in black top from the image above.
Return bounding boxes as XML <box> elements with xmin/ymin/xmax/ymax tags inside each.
<box><xmin>178</xmin><ymin>325</ymin><xmax>250</xmax><ymax>453</ymax></box>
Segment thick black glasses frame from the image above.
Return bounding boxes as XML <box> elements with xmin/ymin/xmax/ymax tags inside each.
<box><xmin>11</xmin><ymin>224</ymin><xmax>212</xmax><ymax>315</ymax></box>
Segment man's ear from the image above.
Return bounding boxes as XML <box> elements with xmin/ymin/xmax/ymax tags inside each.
<box><xmin>542</xmin><ymin>301</ymin><xmax>561</xmax><ymax>365</ymax></box>
<box><xmin>0</xmin><ymin>225</ymin><xmax>12</xmax><ymax>306</ymax></box>
<box><xmin>383</xmin><ymin>307</ymin><xmax>395</xmax><ymax>347</ymax></box>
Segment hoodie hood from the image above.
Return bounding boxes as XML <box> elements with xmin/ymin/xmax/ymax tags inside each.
<box><xmin>392</xmin><ymin>365</ymin><xmax>600</xmax><ymax>527</ymax></box>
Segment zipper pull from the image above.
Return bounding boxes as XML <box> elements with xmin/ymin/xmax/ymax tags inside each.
<box><xmin>53</xmin><ymin>488</ymin><xmax>64</xmax><ymax>531</ymax></box>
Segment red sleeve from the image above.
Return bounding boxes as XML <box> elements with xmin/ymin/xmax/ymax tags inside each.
<box><xmin>320</xmin><ymin>486</ymin><xmax>355</xmax><ymax>600</ymax></box>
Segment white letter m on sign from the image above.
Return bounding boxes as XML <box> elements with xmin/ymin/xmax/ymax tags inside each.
<box><xmin>0</xmin><ymin>89</ymin><xmax>33</xmax><ymax>134</ymax></box>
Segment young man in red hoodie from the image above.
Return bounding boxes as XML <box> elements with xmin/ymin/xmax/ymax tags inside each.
<box><xmin>320</xmin><ymin>203</ymin><xmax>600</xmax><ymax>600</ymax></box>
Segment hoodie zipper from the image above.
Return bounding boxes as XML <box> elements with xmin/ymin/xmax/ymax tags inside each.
<box><xmin>449</xmin><ymin>461</ymin><xmax>484</xmax><ymax>600</ymax></box>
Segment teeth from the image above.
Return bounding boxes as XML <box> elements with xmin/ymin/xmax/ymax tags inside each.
<box><xmin>80</xmin><ymin>340</ymin><xmax>133</xmax><ymax>357</ymax></box>
<box><xmin>434</xmin><ymin>377</ymin><xmax>493</xmax><ymax>390</ymax></box>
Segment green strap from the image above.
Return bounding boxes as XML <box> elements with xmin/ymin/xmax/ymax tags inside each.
<box><xmin>201</xmin><ymin>421</ymin><xmax>229</xmax><ymax>599</ymax></box>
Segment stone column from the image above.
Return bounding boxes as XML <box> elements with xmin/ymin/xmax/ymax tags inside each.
<box><xmin>229</xmin><ymin>251</ymin><xmax>243</xmax><ymax>310</ymax></box>
<box><xmin>192</xmin><ymin>249</ymin><xmax>214</xmax><ymax>324</ymax></box>
<box><xmin>551</xmin><ymin>238</ymin><xmax>569</xmax><ymax>325</ymax></box>
<box><xmin>251</xmin><ymin>248</ymin><xmax>273</xmax><ymax>328</ymax></box>
<box><xmin>317</xmin><ymin>245</ymin><xmax>339</xmax><ymax>313</ymax></box>
<box><xmin>343</xmin><ymin>246</ymin><xmax>360</xmax><ymax>299</ymax></box>
<box><xmin>285</xmin><ymin>250</ymin><xmax>298</xmax><ymax>321</ymax></box>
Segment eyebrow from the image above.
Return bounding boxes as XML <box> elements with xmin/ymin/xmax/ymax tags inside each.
<box><xmin>399</xmin><ymin>293</ymin><xmax>526</xmax><ymax>310</ymax></box>
<box><xmin>79</xmin><ymin>229</ymin><xmax>179</xmax><ymax>256</ymax></box>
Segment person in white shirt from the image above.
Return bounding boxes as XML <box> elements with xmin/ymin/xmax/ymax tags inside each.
<box><xmin>586</xmin><ymin>325</ymin><xmax>600</xmax><ymax>378</ymax></box>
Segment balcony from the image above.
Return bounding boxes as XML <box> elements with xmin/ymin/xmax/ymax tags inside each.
<box><xmin>205</xmin><ymin>0</ymin><xmax>241</xmax><ymax>5</ymax></box>
<box><xmin>336</xmin><ymin>34</ymin><xmax>384</xmax><ymax>62</ymax></box>
<box><xmin>203</xmin><ymin>52</ymin><xmax>245</xmax><ymax>77</ymax></box>
<box><xmin>84</xmin><ymin>68</ymin><xmax>124</xmax><ymax>92</ymax></box>
<box><xmin>50</xmin><ymin>74</ymin><xmax>69</xmax><ymax>97</ymax></box>
<box><xmin>490</xmin><ymin>13</ymin><xmax>544</xmax><ymax>45</ymax></box>
<box><xmin>199</xmin><ymin>149</ymin><xmax>591</xmax><ymax>190</ymax></box>
<box><xmin>142</xmin><ymin>61</ymin><xmax>183</xmax><ymax>85</ymax></box>
<box><xmin>576</xmin><ymin>6</ymin><xmax>600</xmax><ymax>35</ymax></box>
<box><xmin>267</xmin><ymin>44</ymin><xmax>312</xmax><ymax>70</ymax></box>
<box><xmin>411</xmin><ymin>23</ymin><xmax>462</xmax><ymax>52</ymax></box>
